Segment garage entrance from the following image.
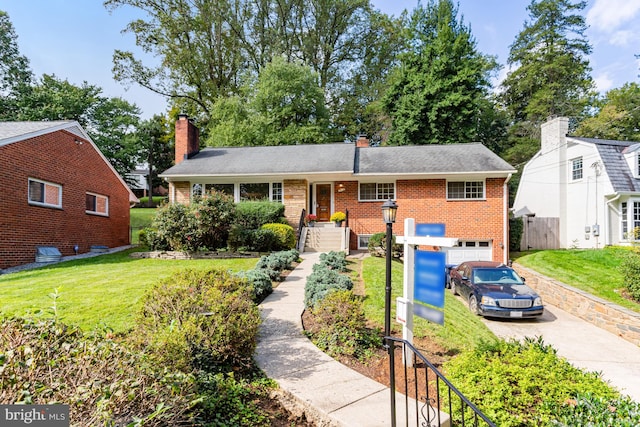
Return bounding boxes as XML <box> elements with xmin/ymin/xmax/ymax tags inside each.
<box><xmin>444</xmin><ymin>240</ymin><xmax>492</xmax><ymax>265</ymax></box>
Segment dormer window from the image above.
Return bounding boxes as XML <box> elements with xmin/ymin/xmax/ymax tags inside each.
<box><xmin>571</xmin><ymin>157</ymin><xmax>583</xmax><ymax>181</ymax></box>
<box><xmin>637</xmin><ymin>152</ymin><xmax>640</xmax><ymax>177</ymax></box>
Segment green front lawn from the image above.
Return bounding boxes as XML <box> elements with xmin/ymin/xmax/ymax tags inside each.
<box><xmin>361</xmin><ymin>256</ymin><xmax>497</xmax><ymax>353</ymax></box>
<box><xmin>130</xmin><ymin>207</ymin><xmax>158</xmax><ymax>244</ymax></box>
<box><xmin>0</xmin><ymin>249</ymin><xmax>257</xmax><ymax>333</ymax></box>
<box><xmin>512</xmin><ymin>246</ymin><xmax>640</xmax><ymax>313</ymax></box>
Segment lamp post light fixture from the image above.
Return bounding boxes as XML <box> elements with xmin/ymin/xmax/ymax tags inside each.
<box><xmin>382</xmin><ymin>198</ymin><xmax>398</xmax><ymax>426</ymax></box>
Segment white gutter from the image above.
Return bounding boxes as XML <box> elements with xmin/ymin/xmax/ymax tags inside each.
<box><xmin>504</xmin><ymin>173</ymin><xmax>513</xmax><ymax>264</ymax></box>
<box><xmin>606</xmin><ymin>193</ymin><xmax>622</xmax><ymax>245</ymax></box>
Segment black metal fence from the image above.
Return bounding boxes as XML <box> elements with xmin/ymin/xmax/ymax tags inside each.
<box><xmin>387</xmin><ymin>337</ymin><xmax>496</xmax><ymax>427</ymax></box>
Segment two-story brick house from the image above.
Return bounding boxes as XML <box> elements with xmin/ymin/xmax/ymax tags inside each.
<box><xmin>0</xmin><ymin>121</ymin><xmax>137</xmax><ymax>270</ymax></box>
<box><xmin>161</xmin><ymin>115</ymin><xmax>516</xmax><ymax>263</ymax></box>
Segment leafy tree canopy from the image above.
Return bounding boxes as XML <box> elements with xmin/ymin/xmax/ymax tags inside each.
<box><xmin>381</xmin><ymin>0</ymin><xmax>499</xmax><ymax>145</ymax></box>
<box><xmin>206</xmin><ymin>57</ymin><xmax>331</xmax><ymax>146</ymax></box>
<box><xmin>574</xmin><ymin>82</ymin><xmax>640</xmax><ymax>142</ymax></box>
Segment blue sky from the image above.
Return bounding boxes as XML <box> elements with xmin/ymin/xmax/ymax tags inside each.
<box><xmin>2</xmin><ymin>0</ymin><xmax>639</xmax><ymax>118</ymax></box>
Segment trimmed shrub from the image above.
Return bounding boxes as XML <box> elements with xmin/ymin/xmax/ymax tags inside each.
<box><xmin>228</xmin><ymin>225</ymin><xmax>279</xmax><ymax>252</ymax></box>
<box><xmin>236</xmin><ymin>269</ymin><xmax>273</xmax><ymax>302</ymax></box>
<box><xmin>145</xmin><ymin>192</ymin><xmax>236</xmax><ymax>251</ymax></box>
<box><xmin>320</xmin><ymin>251</ymin><xmax>347</xmax><ymax>272</ymax></box>
<box><xmin>261</xmin><ymin>223</ymin><xmax>296</xmax><ymax>250</ymax></box>
<box><xmin>443</xmin><ymin>337</ymin><xmax>619</xmax><ymax>426</ymax></box>
<box><xmin>367</xmin><ymin>232</ymin><xmax>403</xmax><ymax>258</ymax></box>
<box><xmin>304</xmin><ymin>263</ymin><xmax>353</xmax><ymax>307</ymax></box>
<box><xmin>132</xmin><ymin>269</ymin><xmax>261</xmax><ymax>374</ymax></box>
<box><xmin>619</xmin><ymin>249</ymin><xmax>640</xmax><ymax>301</ymax></box>
<box><xmin>235</xmin><ymin>201</ymin><xmax>285</xmax><ymax>229</ymax></box>
<box><xmin>307</xmin><ymin>290</ymin><xmax>381</xmax><ymax>360</ymax></box>
<box><xmin>0</xmin><ymin>317</ymin><xmax>197</xmax><ymax>425</ymax></box>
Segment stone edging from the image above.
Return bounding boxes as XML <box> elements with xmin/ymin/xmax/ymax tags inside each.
<box><xmin>129</xmin><ymin>251</ymin><xmax>260</xmax><ymax>260</ymax></box>
<box><xmin>513</xmin><ymin>262</ymin><xmax>640</xmax><ymax>347</ymax></box>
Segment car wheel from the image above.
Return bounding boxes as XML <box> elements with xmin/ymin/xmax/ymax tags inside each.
<box><xmin>469</xmin><ymin>295</ymin><xmax>480</xmax><ymax>315</ymax></box>
<box><xmin>450</xmin><ymin>281</ymin><xmax>458</xmax><ymax>295</ymax></box>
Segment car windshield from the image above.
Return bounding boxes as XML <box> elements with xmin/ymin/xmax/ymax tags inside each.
<box><xmin>473</xmin><ymin>268</ymin><xmax>524</xmax><ymax>285</ymax></box>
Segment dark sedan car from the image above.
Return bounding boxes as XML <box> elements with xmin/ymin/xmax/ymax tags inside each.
<box><xmin>449</xmin><ymin>261</ymin><xmax>544</xmax><ymax>318</ymax></box>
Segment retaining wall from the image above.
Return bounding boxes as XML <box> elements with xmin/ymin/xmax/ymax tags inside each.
<box><xmin>514</xmin><ymin>263</ymin><xmax>640</xmax><ymax>347</ymax></box>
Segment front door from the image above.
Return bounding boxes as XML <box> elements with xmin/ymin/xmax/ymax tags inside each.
<box><xmin>316</xmin><ymin>184</ymin><xmax>331</xmax><ymax>221</ymax></box>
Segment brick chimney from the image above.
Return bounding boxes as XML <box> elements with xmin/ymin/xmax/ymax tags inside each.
<box><xmin>356</xmin><ymin>134</ymin><xmax>369</xmax><ymax>148</ymax></box>
<box><xmin>175</xmin><ymin>114</ymin><xmax>199</xmax><ymax>164</ymax></box>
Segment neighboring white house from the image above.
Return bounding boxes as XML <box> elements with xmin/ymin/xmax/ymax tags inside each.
<box><xmin>513</xmin><ymin>117</ymin><xmax>640</xmax><ymax>249</ymax></box>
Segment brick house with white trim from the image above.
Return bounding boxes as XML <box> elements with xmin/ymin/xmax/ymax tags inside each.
<box><xmin>0</xmin><ymin>121</ymin><xmax>137</xmax><ymax>270</ymax></box>
<box><xmin>160</xmin><ymin>115</ymin><xmax>516</xmax><ymax>263</ymax></box>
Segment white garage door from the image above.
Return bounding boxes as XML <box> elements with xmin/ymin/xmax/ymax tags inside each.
<box><xmin>444</xmin><ymin>241</ymin><xmax>492</xmax><ymax>265</ymax></box>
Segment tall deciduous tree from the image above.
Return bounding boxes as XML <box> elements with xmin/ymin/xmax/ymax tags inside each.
<box><xmin>105</xmin><ymin>0</ymin><xmax>388</xmax><ymax>141</ymax></box>
<box><xmin>575</xmin><ymin>82</ymin><xmax>640</xmax><ymax>141</ymax></box>
<box><xmin>135</xmin><ymin>114</ymin><xmax>174</xmax><ymax>204</ymax></box>
<box><xmin>381</xmin><ymin>0</ymin><xmax>498</xmax><ymax>145</ymax></box>
<box><xmin>0</xmin><ymin>10</ymin><xmax>33</xmax><ymax>119</ymax></box>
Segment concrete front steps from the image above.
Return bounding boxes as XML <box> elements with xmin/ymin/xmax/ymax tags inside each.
<box><xmin>301</xmin><ymin>223</ymin><xmax>349</xmax><ymax>253</ymax></box>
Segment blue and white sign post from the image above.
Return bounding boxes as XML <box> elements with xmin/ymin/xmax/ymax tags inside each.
<box><xmin>395</xmin><ymin>218</ymin><xmax>458</xmax><ymax>367</ymax></box>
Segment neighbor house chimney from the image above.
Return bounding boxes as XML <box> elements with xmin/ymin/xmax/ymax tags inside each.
<box><xmin>175</xmin><ymin>114</ymin><xmax>199</xmax><ymax>164</ymax></box>
<box><xmin>356</xmin><ymin>134</ymin><xmax>369</xmax><ymax>148</ymax></box>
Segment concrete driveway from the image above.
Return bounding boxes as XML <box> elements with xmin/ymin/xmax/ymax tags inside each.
<box><xmin>478</xmin><ymin>303</ymin><xmax>640</xmax><ymax>402</ymax></box>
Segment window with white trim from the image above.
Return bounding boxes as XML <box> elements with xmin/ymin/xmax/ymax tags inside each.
<box><xmin>271</xmin><ymin>182</ymin><xmax>283</xmax><ymax>202</ymax></box>
<box><xmin>358</xmin><ymin>234</ymin><xmax>373</xmax><ymax>249</ymax></box>
<box><xmin>86</xmin><ymin>193</ymin><xmax>109</xmax><ymax>216</ymax></box>
<box><xmin>571</xmin><ymin>157</ymin><xmax>583</xmax><ymax>180</ymax></box>
<box><xmin>205</xmin><ymin>183</ymin><xmax>234</xmax><ymax>196</ymax></box>
<box><xmin>621</xmin><ymin>201</ymin><xmax>640</xmax><ymax>240</ymax></box>
<box><xmin>359</xmin><ymin>182</ymin><xmax>395</xmax><ymax>201</ymax></box>
<box><xmin>637</xmin><ymin>153</ymin><xmax>640</xmax><ymax>177</ymax></box>
<box><xmin>28</xmin><ymin>178</ymin><xmax>62</xmax><ymax>208</ymax></box>
<box><xmin>447</xmin><ymin>181</ymin><xmax>484</xmax><ymax>200</ymax></box>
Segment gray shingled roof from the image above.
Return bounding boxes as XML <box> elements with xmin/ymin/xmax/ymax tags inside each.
<box><xmin>162</xmin><ymin>142</ymin><xmax>515</xmax><ymax>178</ymax></box>
<box><xmin>162</xmin><ymin>143</ymin><xmax>355</xmax><ymax>176</ymax></box>
<box><xmin>356</xmin><ymin>143</ymin><xmax>514</xmax><ymax>174</ymax></box>
<box><xmin>0</xmin><ymin>121</ymin><xmax>84</xmax><ymax>146</ymax></box>
<box><xmin>570</xmin><ymin>137</ymin><xmax>640</xmax><ymax>193</ymax></box>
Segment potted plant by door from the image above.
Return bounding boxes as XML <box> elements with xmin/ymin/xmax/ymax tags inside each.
<box><xmin>330</xmin><ymin>211</ymin><xmax>346</xmax><ymax>227</ymax></box>
<box><xmin>306</xmin><ymin>214</ymin><xmax>317</xmax><ymax>227</ymax></box>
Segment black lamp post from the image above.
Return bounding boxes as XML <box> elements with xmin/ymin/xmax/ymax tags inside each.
<box><xmin>382</xmin><ymin>198</ymin><xmax>398</xmax><ymax>426</ymax></box>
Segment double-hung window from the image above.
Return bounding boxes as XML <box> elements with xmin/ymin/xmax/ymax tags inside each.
<box><xmin>571</xmin><ymin>157</ymin><xmax>583</xmax><ymax>181</ymax></box>
<box><xmin>447</xmin><ymin>181</ymin><xmax>484</xmax><ymax>200</ymax></box>
<box><xmin>28</xmin><ymin>178</ymin><xmax>62</xmax><ymax>208</ymax></box>
<box><xmin>359</xmin><ymin>182</ymin><xmax>395</xmax><ymax>201</ymax></box>
<box><xmin>86</xmin><ymin>193</ymin><xmax>109</xmax><ymax>216</ymax></box>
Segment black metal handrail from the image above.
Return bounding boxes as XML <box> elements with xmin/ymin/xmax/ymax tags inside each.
<box><xmin>345</xmin><ymin>209</ymin><xmax>349</xmax><ymax>228</ymax></box>
<box><xmin>297</xmin><ymin>208</ymin><xmax>306</xmax><ymax>250</ymax></box>
<box><xmin>386</xmin><ymin>336</ymin><xmax>496</xmax><ymax>427</ymax></box>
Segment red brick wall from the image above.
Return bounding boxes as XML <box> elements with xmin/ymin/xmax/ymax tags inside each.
<box><xmin>337</xmin><ymin>178</ymin><xmax>507</xmax><ymax>262</ymax></box>
<box><xmin>175</xmin><ymin>115</ymin><xmax>199</xmax><ymax>164</ymax></box>
<box><xmin>0</xmin><ymin>130</ymin><xmax>131</xmax><ymax>269</ymax></box>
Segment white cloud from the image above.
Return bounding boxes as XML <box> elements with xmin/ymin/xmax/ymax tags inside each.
<box><xmin>594</xmin><ymin>73</ymin><xmax>614</xmax><ymax>93</ymax></box>
<box><xmin>587</xmin><ymin>0</ymin><xmax>640</xmax><ymax>32</ymax></box>
<box><xmin>609</xmin><ymin>30</ymin><xmax>635</xmax><ymax>46</ymax></box>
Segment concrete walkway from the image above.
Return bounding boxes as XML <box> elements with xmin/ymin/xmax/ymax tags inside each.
<box><xmin>256</xmin><ymin>252</ymin><xmax>434</xmax><ymax>427</ymax></box>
